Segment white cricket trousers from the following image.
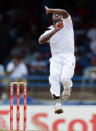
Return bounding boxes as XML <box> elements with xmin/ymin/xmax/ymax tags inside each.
<box><xmin>49</xmin><ymin>54</ymin><xmax>75</xmax><ymax>97</ymax></box>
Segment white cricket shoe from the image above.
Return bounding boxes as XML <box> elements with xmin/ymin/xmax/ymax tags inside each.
<box><xmin>62</xmin><ymin>87</ymin><xmax>71</xmax><ymax>101</ymax></box>
<box><xmin>55</xmin><ymin>102</ymin><xmax>63</xmax><ymax>114</ymax></box>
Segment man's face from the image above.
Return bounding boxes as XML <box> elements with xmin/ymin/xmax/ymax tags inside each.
<box><xmin>52</xmin><ymin>13</ymin><xmax>63</xmax><ymax>25</ymax></box>
<box><xmin>13</xmin><ymin>57</ymin><xmax>20</xmax><ymax>66</ymax></box>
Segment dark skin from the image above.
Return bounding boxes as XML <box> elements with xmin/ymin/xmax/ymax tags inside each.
<box><xmin>45</xmin><ymin>6</ymin><xmax>69</xmax><ymax>19</ymax></box>
<box><xmin>39</xmin><ymin>6</ymin><xmax>69</xmax><ymax>44</ymax></box>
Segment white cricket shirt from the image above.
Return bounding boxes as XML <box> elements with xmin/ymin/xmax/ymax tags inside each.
<box><xmin>7</xmin><ymin>61</ymin><xmax>28</xmax><ymax>78</ymax></box>
<box><xmin>40</xmin><ymin>15</ymin><xmax>74</xmax><ymax>56</ymax></box>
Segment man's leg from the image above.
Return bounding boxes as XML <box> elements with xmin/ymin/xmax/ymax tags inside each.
<box><xmin>60</xmin><ymin>64</ymin><xmax>75</xmax><ymax>101</ymax></box>
<box><xmin>61</xmin><ymin>78</ymin><xmax>72</xmax><ymax>101</ymax></box>
<box><xmin>49</xmin><ymin>58</ymin><xmax>63</xmax><ymax>114</ymax></box>
<box><xmin>60</xmin><ymin>55</ymin><xmax>75</xmax><ymax>101</ymax></box>
<box><xmin>53</xmin><ymin>95</ymin><xmax>63</xmax><ymax>114</ymax></box>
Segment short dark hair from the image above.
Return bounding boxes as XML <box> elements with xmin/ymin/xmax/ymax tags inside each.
<box><xmin>12</xmin><ymin>55</ymin><xmax>20</xmax><ymax>60</ymax></box>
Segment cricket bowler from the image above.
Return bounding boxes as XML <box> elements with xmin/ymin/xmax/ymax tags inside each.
<box><xmin>39</xmin><ymin>6</ymin><xmax>75</xmax><ymax>114</ymax></box>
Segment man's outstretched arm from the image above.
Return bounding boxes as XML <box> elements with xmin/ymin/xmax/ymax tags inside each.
<box><xmin>45</xmin><ymin>6</ymin><xmax>69</xmax><ymax>19</ymax></box>
<box><xmin>39</xmin><ymin>29</ymin><xmax>56</xmax><ymax>44</ymax></box>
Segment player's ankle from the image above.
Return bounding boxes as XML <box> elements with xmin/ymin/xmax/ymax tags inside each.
<box><xmin>53</xmin><ymin>94</ymin><xmax>60</xmax><ymax>100</ymax></box>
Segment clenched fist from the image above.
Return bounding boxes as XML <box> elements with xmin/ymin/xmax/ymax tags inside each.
<box><xmin>55</xmin><ymin>21</ymin><xmax>64</xmax><ymax>31</ymax></box>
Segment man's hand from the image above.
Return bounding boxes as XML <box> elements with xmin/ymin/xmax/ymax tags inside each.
<box><xmin>45</xmin><ymin>6</ymin><xmax>51</xmax><ymax>14</ymax></box>
<box><xmin>55</xmin><ymin>21</ymin><xmax>64</xmax><ymax>31</ymax></box>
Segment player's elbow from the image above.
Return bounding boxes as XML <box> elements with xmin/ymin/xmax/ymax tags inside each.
<box><xmin>38</xmin><ymin>38</ymin><xmax>42</xmax><ymax>44</ymax></box>
<box><xmin>38</xmin><ymin>37</ymin><xmax>45</xmax><ymax>44</ymax></box>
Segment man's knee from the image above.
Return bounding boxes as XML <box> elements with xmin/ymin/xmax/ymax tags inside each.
<box><xmin>49</xmin><ymin>73</ymin><xmax>60</xmax><ymax>85</ymax></box>
<box><xmin>61</xmin><ymin>78</ymin><xmax>72</xmax><ymax>88</ymax></box>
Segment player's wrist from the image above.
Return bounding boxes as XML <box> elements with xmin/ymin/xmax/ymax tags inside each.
<box><xmin>47</xmin><ymin>8</ymin><xmax>52</xmax><ymax>14</ymax></box>
<box><xmin>53</xmin><ymin>28</ymin><xmax>57</xmax><ymax>33</ymax></box>
<box><xmin>49</xmin><ymin>9</ymin><xmax>52</xmax><ymax>13</ymax></box>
